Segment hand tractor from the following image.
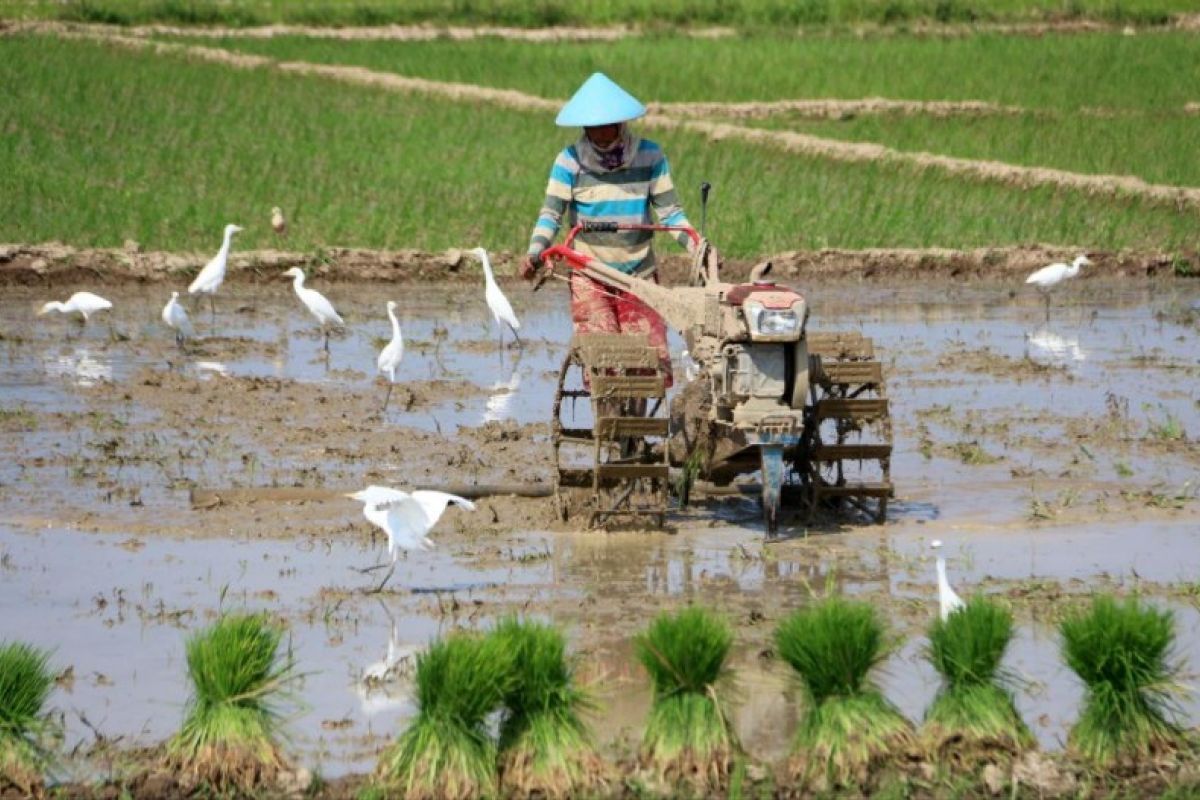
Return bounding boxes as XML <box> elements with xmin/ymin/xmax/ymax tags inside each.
<box><xmin>531</xmin><ymin>221</ymin><xmax>893</xmax><ymax>537</ymax></box>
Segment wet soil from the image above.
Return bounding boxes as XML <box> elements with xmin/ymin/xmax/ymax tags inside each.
<box><xmin>2</xmin><ymin>277</ymin><xmax>1199</xmax><ymax>794</ymax></box>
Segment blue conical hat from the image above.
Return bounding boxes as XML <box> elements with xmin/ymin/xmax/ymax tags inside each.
<box><xmin>555</xmin><ymin>72</ymin><xmax>646</xmax><ymax>127</ymax></box>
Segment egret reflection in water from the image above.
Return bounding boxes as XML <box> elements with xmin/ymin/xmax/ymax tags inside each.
<box><xmin>44</xmin><ymin>348</ymin><xmax>112</xmax><ymax>386</ymax></box>
<box><xmin>1024</xmin><ymin>326</ymin><xmax>1087</xmax><ymax>366</ymax></box>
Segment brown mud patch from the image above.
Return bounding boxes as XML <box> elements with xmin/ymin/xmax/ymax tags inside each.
<box><xmin>0</xmin><ymin>242</ymin><xmax>1188</xmax><ymax>287</ymax></box>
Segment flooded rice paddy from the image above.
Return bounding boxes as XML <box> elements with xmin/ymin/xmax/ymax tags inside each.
<box><xmin>1</xmin><ymin>277</ymin><xmax>1198</xmax><ymax>779</ymax></box>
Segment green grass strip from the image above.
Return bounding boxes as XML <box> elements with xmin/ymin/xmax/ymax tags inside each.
<box><xmin>1061</xmin><ymin>595</ymin><xmax>1189</xmax><ymax>768</ymax></box>
<box><xmin>3</xmin><ymin>0</ymin><xmax>1197</xmax><ymax>29</ymax></box>
<box><xmin>184</xmin><ymin>31</ymin><xmax>1200</xmax><ymax>112</ymax></box>
<box><xmin>3</xmin><ymin>34</ymin><xmax>1197</xmax><ymax>255</ymax></box>
<box><xmin>0</xmin><ymin>641</ymin><xmax>55</xmax><ymax>794</ymax></box>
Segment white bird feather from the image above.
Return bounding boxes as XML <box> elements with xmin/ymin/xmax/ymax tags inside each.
<box><xmin>377</xmin><ymin>301</ymin><xmax>404</xmax><ymax>412</ymax></box>
<box><xmin>38</xmin><ymin>291</ymin><xmax>112</xmax><ymax>321</ymax></box>
<box><xmin>161</xmin><ymin>291</ymin><xmax>194</xmax><ymax>344</ymax></box>
<box><xmin>346</xmin><ymin>486</ymin><xmax>475</xmax><ymax>564</ymax></box>
<box><xmin>469</xmin><ymin>247</ymin><xmax>521</xmax><ymax>347</ymax></box>
<box><xmin>931</xmin><ymin>539</ymin><xmax>966</xmax><ymax>621</ymax></box>
<box><xmin>188</xmin><ymin>224</ymin><xmax>242</xmax><ymax>296</ymax></box>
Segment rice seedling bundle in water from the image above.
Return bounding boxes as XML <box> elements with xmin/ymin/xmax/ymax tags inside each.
<box><xmin>377</xmin><ymin>631</ymin><xmax>514</xmax><ymax>800</ymax></box>
<box><xmin>492</xmin><ymin>617</ymin><xmax>605</xmax><ymax>799</ymax></box>
<box><xmin>922</xmin><ymin>597</ymin><xmax>1033</xmax><ymax>763</ymax></box>
<box><xmin>774</xmin><ymin>597</ymin><xmax>913</xmax><ymax>790</ymax></box>
<box><xmin>167</xmin><ymin>613</ymin><xmax>296</xmax><ymax>793</ymax></box>
<box><xmin>1061</xmin><ymin>595</ymin><xmax>1187</xmax><ymax>768</ymax></box>
<box><xmin>635</xmin><ymin>606</ymin><xmax>737</xmax><ymax>792</ymax></box>
<box><xmin>0</xmin><ymin>641</ymin><xmax>55</xmax><ymax>795</ymax></box>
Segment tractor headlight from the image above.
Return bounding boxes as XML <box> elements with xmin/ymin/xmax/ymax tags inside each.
<box><xmin>745</xmin><ymin>300</ymin><xmax>800</xmax><ymax>337</ymax></box>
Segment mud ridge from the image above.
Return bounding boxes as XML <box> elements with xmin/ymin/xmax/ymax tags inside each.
<box><xmin>1</xmin><ymin>242</ymin><xmax>1187</xmax><ymax>287</ymax></box>
<box><xmin>22</xmin><ymin>27</ymin><xmax>1200</xmax><ymax>214</ymax></box>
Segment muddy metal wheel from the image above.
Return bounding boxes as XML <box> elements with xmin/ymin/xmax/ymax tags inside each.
<box><xmin>551</xmin><ymin>334</ymin><xmax>670</xmax><ymax>528</ymax></box>
<box><xmin>795</xmin><ymin>331</ymin><xmax>894</xmax><ymax>523</ymax></box>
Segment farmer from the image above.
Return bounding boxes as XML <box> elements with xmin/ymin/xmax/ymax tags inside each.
<box><xmin>520</xmin><ymin>72</ymin><xmax>695</xmax><ymax>386</ymax></box>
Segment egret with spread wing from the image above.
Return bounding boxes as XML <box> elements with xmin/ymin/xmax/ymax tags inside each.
<box><xmin>346</xmin><ymin>485</ymin><xmax>475</xmax><ymax>565</ymax></box>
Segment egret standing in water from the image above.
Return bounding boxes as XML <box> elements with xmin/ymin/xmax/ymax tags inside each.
<box><xmin>377</xmin><ymin>300</ymin><xmax>404</xmax><ymax>413</ymax></box>
<box><xmin>282</xmin><ymin>267</ymin><xmax>344</xmax><ymax>353</ymax></box>
<box><xmin>188</xmin><ymin>223</ymin><xmax>242</xmax><ymax>328</ymax></box>
<box><xmin>1026</xmin><ymin>254</ymin><xmax>1089</xmax><ymax>321</ymax></box>
<box><xmin>161</xmin><ymin>291</ymin><xmax>194</xmax><ymax>348</ymax></box>
<box><xmin>470</xmin><ymin>247</ymin><xmax>521</xmax><ymax>349</ymax></box>
<box><xmin>37</xmin><ymin>291</ymin><xmax>113</xmax><ymax>338</ymax></box>
<box><xmin>931</xmin><ymin>539</ymin><xmax>965</xmax><ymax>621</ymax></box>
<box><xmin>346</xmin><ymin>485</ymin><xmax>475</xmax><ymax>588</ymax></box>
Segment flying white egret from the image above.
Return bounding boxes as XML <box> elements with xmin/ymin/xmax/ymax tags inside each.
<box><xmin>1025</xmin><ymin>255</ymin><xmax>1089</xmax><ymax>321</ymax></box>
<box><xmin>377</xmin><ymin>300</ymin><xmax>404</xmax><ymax>413</ymax></box>
<box><xmin>346</xmin><ymin>486</ymin><xmax>475</xmax><ymax>565</ymax></box>
<box><xmin>931</xmin><ymin>539</ymin><xmax>966</xmax><ymax>621</ymax></box>
<box><xmin>188</xmin><ymin>223</ymin><xmax>243</xmax><ymax>325</ymax></box>
<box><xmin>161</xmin><ymin>291</ymin><xmax>194</xmax><ymax>348</ymax></box>
<box><xmin>282</xmin><ymin>267</ymin><xmax>344</xmax><ymax>353</ymax></box>
<box><xmin>469</xmin><ymin>247</ymin><xmax>522</xmax><ymax>349</ymax></box>
<box><xmin>38</xmin><ymin>291</ymin><xmax>113</xmax><ymax>338</ymax></box>
<box><xmin>271</xmin><ymin>207</ymin><xmax>287</xmax><ymax>237</ymax></box>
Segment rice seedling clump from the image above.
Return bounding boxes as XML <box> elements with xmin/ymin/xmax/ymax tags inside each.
<box><xmin>0</xmin><ymin>641</ymin><xmax>55</xmax><ymax>795</ymax></box>
<box><xmin>922</xmin><ymin>597</ymin><xmax>1033</xmax><ymax>764</ymax></box>
<box><xmin>635</xmin><ymin>606</ymin><xmax>738</xmax><ymax>793</ymax></box>
<box><xmin>376</xmin><ymin>630</ymin><xmax>514</xmax><ymax>800</ymax></box>
<box><xmin>774</xmin><ymin>597</ymin><xmax>913</xmax><ymax>791</ymax></box>
<box><xmin>492</xmin><ymin>617</ymin><xmax>606</xmax><ymax>799</ymax></box>
<box><xmin>1061</xmin><ymin>595</ymin><xmax>1189</xmax><ymax>769</ymax></box>
<box><xmin>166</xmin><ymin>612</ymin><xmax>297</xmax><ymax>794</ymax></box>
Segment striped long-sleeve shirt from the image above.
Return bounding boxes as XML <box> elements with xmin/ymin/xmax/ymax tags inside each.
<box><xmin>527</xmin><ymin>135</ymin><xmax>694</xmax><ymax>275</ymax></box>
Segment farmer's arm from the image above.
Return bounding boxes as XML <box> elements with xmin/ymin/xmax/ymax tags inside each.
<box><xmin>648</xmin><ymin>150</ymin><xmax>694</xmax><ymax>252</ymax></box>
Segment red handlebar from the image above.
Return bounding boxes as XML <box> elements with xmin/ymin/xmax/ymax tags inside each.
<box><xmin>536</xmin><ymin>221</ymin><xmax>700</xmax><ymax>269</ymax></box>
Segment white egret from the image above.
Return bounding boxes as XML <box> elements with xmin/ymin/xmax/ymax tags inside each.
<box><xmin>377</xmin><ymin>300</ymin><xmax>404</xmax><ymax>413</ymax></box>
<box><xmin>469</xmin><ymin>247</ymin><xmax>522</xmax><ymax>349</ymax></box>
<box><xmin>38</xmin><ymin>291</ymin><xmax>113</xmax><ymax>338</ymax></box>
<box><xmin>271</xmin><ymin>206</ymin><xmax>287</xmax><ymax>237</ymax></box>
<box><xmin>161</xmin><ymin>291</ymin><xmax>194</xmax><ymax>348</ymax></box>
<box><xmin>1025</xmin><ymin>254</ymin><xmax>1089</xmax><ymax>320</ymax></box>
<box><xmin>188</xmin><ymin>223</ymin><xmax>243</xmax><ymax>325</ymax></box>
<box><xmin>931</xmin><ymin>539</ymin><xmax>965</xmax><ymax>621</ymax></box>
<box><xmin>346</xmin><ymin>485</ymin><xmax>475</xmax><ymax>565</ymax></box>
<box><xmin>282</xmin><ymin>267</ymin><xmax>344</xmax><ymax>353</ymax></box>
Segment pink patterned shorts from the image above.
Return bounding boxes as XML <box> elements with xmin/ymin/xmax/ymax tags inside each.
<box><xmin>569</xmin><ymin>272</ymin><xmax>673</xmax><ymax>388</ymax></box>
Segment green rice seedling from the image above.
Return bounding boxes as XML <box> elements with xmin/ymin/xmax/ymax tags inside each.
<box><xmin>0</xmin><ymin>641</ymin><xmax>55</xmax><ymax>795</ymax></box>
<box><xmin>1061</xmin><ymin>595</ymin><xmax>1188</xmax><ymax>768</ymax></box>
<box><xmin>922</xmin><ymin>597</ymin><xmax>1033</xmax><ymax>764</ymax></box>
<box><xmin>774</xmin><ymin>597</ymin><xmax>913</xmax><ymax>791</ymax></box>
<box><xmin>376</xmin><ymin>631</ymin><xmax>515</xmax><ymax>800</ymax></box>
<box><xmin>167</xmin><ymin>612</ymin><xmax>297</xmax><ymax>793</ymax></box>
<box><xmin>491</xmin><ymin>617</ymin><xmax>606</xmax><ymax>799</ymax></box>
<box><xmin>635</xmin><ymin>606</ymin><xmax>737</xmax><ymax>793</ymax></box>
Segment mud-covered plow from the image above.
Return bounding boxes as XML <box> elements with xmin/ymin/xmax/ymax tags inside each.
<box><xmin>534</xmin><ymin>222</ymin><xmax>893</xmax><ymax>535</ymax></box>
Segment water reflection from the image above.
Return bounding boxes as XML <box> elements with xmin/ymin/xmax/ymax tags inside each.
<box><xmin>43</xmin><ymin>347</ymin><xmax>112</xmax><ymax>386</ymax></box>
<box><xmin>482</xmin><ymin>356</ymin><xmax>523</xmax><ymax>423</ymax></box>
<box><xmin>1024</xmin><ymin>326</ymin><xmax>1087</xmax><ymax>366</ymax></box>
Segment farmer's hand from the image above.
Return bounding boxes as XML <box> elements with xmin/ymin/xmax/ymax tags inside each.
<box><xmin>520</xmin><ymin>254</ymin><xmax>541</xmax><ymax>281</ymax></box>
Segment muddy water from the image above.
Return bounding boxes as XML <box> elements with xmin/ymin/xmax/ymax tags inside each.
<box><xmin>2</xmin><ymin>278</ymin><xmax>1199</xmax><ymax>778</ymax></box>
